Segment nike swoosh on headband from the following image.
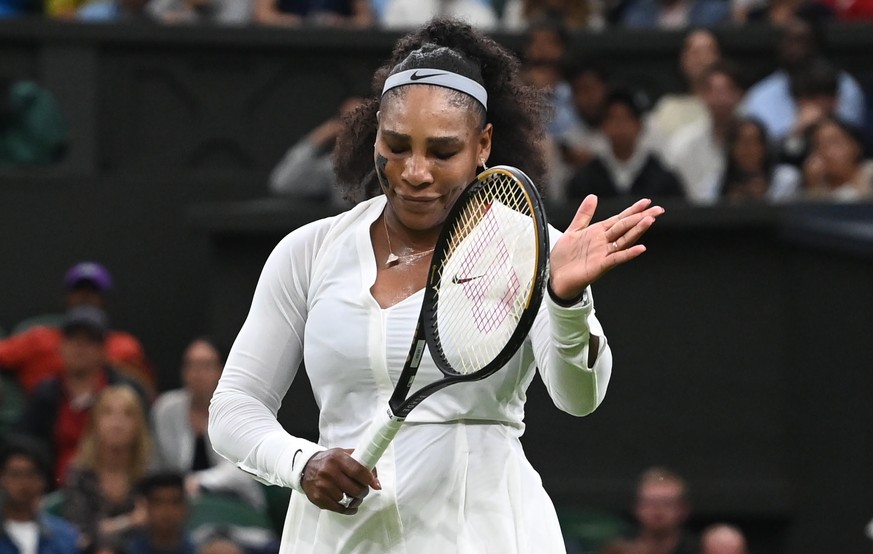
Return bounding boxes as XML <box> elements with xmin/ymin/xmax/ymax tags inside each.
<box><xmin>409</xmin><ymin>70</ymin><xmax>446</xmax><ymax>81</ymax></box>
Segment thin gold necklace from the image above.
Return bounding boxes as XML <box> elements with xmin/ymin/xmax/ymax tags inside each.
<box><xmin>383</xmin><ymin>215</ymin><xmax>434</xmax><ymax>267</ymax></box>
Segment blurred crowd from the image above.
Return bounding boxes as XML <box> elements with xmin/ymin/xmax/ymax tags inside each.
<box><xmin>0</xmin><ymin>262</ymin><xmax>281</xmax><ymax>554</ymax></box>
<box><xmin>271</xmin><ymin>12</ymin><xmax>873</xmax><ymax>206</ymax></box>
<box><xmin>0</xmin><ymin>0</ymin><xmax>873</xmax><ymax>29</ymax></box>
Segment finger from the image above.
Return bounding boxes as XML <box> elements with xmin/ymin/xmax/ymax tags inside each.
<box><xmin>566</xmin><ymin>194</ymin><xmax>598</xmax><ymax>232</ymax></box>
<box><xmin>600</xmin><ymin>198</ymin><xmax>653</xmax><ymax>230</ymax></box>
<box><xmin>606</xmin><ymin>205</ymin><xmax>663</xmax><ymax>243</ymax></box>
<box><xmin>611</xmin><ymin>216</ymin><xmax>658</xmax><ymax>255</ymax></box>
<box><xmin>339</xmin><ymin>448</ymin><xmax>382</xmax><ymax>490</ymax></box>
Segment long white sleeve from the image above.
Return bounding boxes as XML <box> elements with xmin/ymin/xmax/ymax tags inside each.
<box><xmin>208</xmin><ymin>220</ymin><xmax>332</xmax><ymax>494</ymax></box>
<box><xmin>533</xmin><ymin>291</ymin><xmax>611</xmax><ymax>417</ymax></box>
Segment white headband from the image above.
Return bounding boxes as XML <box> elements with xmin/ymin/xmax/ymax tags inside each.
<box><xmin>382</xmin><ymin>68</ymin><xmax>488</xmax><ymax>110</ymax></box>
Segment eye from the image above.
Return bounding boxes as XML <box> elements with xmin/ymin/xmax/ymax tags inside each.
<box><xmin>389</xmin><ymin>146</ymin><xmax>407</xmax><ymax>155</ymax></box>
<box><xmin>434</xmin><ymin>151</ymin><xmax>458</xmax><ymax>160</ymax></box>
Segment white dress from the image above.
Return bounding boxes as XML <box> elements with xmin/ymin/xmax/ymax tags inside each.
<box><xmin>208</xmin><ymin>196</ymin><xmax>613</xmax><ymax>554</ymax></box>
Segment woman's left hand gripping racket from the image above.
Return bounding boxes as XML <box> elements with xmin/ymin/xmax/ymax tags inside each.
<box><xmin>341</xmin><ymin>166</ymin><xmax>549</xmax><ymax>506</ymax></box>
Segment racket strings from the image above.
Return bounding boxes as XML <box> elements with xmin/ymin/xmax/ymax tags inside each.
<box><xmin>433</xmin><ymin>172</ymin><xmax>539</xmax><ymax>374</ymax></box>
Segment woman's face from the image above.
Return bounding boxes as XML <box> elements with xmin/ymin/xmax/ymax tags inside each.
<box><xmin>375</xmin><ymin>85</ymin><xmax>491</xmax><ymax>233</ymax></box>
<box><xmin>813</xmin><ymin>121</ymin><xmax>861</xmax><ymax>180</ymax></box>
<box><xmin>96</xmin><ymin>394</ymin><xmax>139</xmax><ymax>449</ymax></box>
<box><xmin>732</xmin><ymin>121</ymin><xmax>766</xmax><ymax>172</ymax></box>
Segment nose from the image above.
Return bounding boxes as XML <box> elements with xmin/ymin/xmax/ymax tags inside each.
<box><xmin>401</xmin><ymin>152</ymin><xmax>434</xmax><ymax>188</ymax></box>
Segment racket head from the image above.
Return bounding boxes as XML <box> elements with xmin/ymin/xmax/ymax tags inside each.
<box><xmin>421</xmin><ymin>165</ymin><xmax>549</xmax><ymax>382</ymax></box>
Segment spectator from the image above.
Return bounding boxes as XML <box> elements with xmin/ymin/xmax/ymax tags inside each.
<box><xmin>778</xmin><ymin>59</ymin><xmax>839</xmax><ymax>167</ymax></box>
<box><xmin>743</xmin><ymin>0</ymin><xmax>833</xmax><ymax>25</ymax></box>
<box><xmin>619</xmin><ymin>0</ymin><xmax>729</xmax><ymax>29</ymax></box>
<box><xmin>0</xmin><ymin>78</ymin><xmax>67</xmax><ymax>168</ymax></box>
<box><xmin>802</xmin><ymin>116</ymin><xmax>873</xmax><ymax>201</ymax></box>
<box><xmin>649</xmin><ymin>28</ymin><xmax>722</xmax><ymax>147</ymax></box>
<box><xmin>15</xmin><ymin>306</ymin><xmax>150</xmax><ymax>484</ymax></box>
<box><xmin>602</xmin><ymin>467</ymin><xmax>697</xmax><ymax>554</ymax></box>
<box><xmin>718</xmin><ymin>117</ymin><xmax>801</xmax><ymax>202</ymax></box>
<box><xmin>62</xmin><ymin>385</ymin><xmax>154</xmax><ymax>552</ymax></box>
<box><xmin>151</xmin><ymin>338</ymin><xmax>265</xmax><ymax>510</ymax></box>
<box><xmin>502</xmin><ymin>0</ymin><xmax>604</xmax><ymax>31</ymax></box>
<box><xmin>518</xmin><ymin>17</ymin><xmax>578</xmax><ymax>197</ymax></box>
<box><xmin>126</xmin><ymin>472</ymin><xmax>196</xmax><ymax>554</ymax></box>
<box><xmin>268</xmin><ymin>95</ymin><xmax>365</xmax><ymax>207</ymax></box>
<box><xmin>558</xmin><ymin>59</ymin><xmax>612</xmax><ymax>177</ymax></box>
<box><xmin>664</xmin><ymin>60</ymin><xmax>745</xmax><ymax>203</ymax></box>
<box><xmin>741</xmin><ymin>17</ymin><xmax>865</xmax><ymax>142</ymax></box>
<box><xmin>567</xmin><ymin>88</ymin><xmax>685</xmax><ymax>201</ymax></box>
<box><xmin>146</xmin><ymin>0</ymin><xmax>252</xmax><ymax>24</ymax></box>
<box><xmin>253</xmin><ymin>0</ymin><xmax>373</xmax><ymax>27</ymax></box>
<box><xmin>380</xmin><ymin>0</ymin><xmax>497</xmax><ymax>30</ymax></box>
<box><xmin>0</xmin><ymin>261</ymin><xmax>154</xmax><ymax>397</ymax></box>
<box><xmin>0</xmin><ymin>435</ymin><xmax>80</xmax><ymax>554</ymax></box>
<box><xmin>699</xmin><ymin>523</ymin><xmax>748</xmax><ymax>554</ymax></box>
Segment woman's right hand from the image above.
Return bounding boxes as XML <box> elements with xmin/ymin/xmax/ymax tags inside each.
<box><xmin>301</xmin><ymin>448</ymin><xmax>381</xmax><ymax>514</ymax></box>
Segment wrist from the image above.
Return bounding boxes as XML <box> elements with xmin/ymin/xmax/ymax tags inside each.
<box><xmin>547</xmin><ymin>280</ymin><xmax>589</xmax><ymax>307</ymax></box>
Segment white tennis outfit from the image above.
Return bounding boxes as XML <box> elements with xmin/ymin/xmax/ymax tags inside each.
<box><xmin>209</xmin><ymin>195</ymin><xmax>613</xmax><ymax>554</ymax></box>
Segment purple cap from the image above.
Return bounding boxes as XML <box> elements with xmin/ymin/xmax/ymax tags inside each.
<box><xmin>64</xmin><ymin>262</ymin><xmax>113</xmax><ymax>292</ymax></box>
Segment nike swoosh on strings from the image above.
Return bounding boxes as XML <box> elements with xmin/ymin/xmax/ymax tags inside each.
<box><xmin>452</xmin><ymin>274</ymin><xmax>485</xmax><ymax>284</ymax></box>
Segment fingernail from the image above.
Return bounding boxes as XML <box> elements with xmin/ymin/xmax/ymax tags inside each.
<box><xmin>374</xmin><ymin>478</ymin><xmax>382</xmax><ymax>490</ymax></box>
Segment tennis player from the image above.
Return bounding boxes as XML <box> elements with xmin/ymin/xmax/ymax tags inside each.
<box><xmin>209</xmin><ymin>18</ymin><xmax>663</xmax><ymax>554</ymax></box>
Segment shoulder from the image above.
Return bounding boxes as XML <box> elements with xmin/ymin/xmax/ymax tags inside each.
<box><xmin>747</xmin><ymin>71</ymin><xmax>787</xmax><ymax>96</ymax></box>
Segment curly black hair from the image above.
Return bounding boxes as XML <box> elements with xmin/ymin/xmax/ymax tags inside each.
<box><xmin>334</xmin><ymin>18</ymin><xmax>549</xmax><ymax>202</ymax></box>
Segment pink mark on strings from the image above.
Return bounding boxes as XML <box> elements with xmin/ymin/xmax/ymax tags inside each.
<box><xmin>456</xmin><ymin>207</ymin><xmax>520</xmax><ymax>333</ymax></box>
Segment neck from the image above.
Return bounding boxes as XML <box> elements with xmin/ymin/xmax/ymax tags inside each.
<box><xmin>149</xmin><ymin>529</ymin><xmax>184</xmax><ymax>549</ymax></box>
<box><xmin>190</xmin><ymin>393</ymin><xmax>211</xmax><ymax>410</ymax></box>
<box><xmin>612</xmin><ymin>144</ymin><xmax>636</xmax><ymax>162</ymax></box>
<box><xmin>640</xmin><ymin>529</ymin><xmax>681</xmax><ymax>554</ymax></box>
<box><xmin>3</xmin><ymin>504</ymin><xmax>37</xmax><ymax>523</ymax></box>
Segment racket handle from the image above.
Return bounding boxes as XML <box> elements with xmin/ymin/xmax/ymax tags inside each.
<box><xmin>351</xmin><ymin>408</ymin><xmax>405</xmax><ymax>470</ymax></box>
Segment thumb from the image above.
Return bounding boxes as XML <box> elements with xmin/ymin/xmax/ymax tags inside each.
<box><xmin>567</xmin><ymin>194</ymin><xmax>598</xmax><ymax>232</ymax></box>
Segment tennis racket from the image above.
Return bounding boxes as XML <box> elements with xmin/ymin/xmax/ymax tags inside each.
<box><xmin>349</xmin><ymin>165</ymin><xmax>550</xmax><ymax>474</ymax></box>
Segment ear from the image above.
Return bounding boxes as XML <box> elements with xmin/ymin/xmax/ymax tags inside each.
<box><xmin>478</xmin><ymin>123</ymin><xmax>493</xmax><ymax>165</ymax></box>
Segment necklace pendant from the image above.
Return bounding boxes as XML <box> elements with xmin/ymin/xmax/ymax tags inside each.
<box><xmin>386</xmin><ymin>252</ymin><xmax>400</xmax><ymax>267</ymax></box>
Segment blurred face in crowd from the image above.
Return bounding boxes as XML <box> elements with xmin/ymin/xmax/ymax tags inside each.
<box><xmin>778</xmin><ymin>19</ymin><xmax>816</xmax><ymax>71</ymax></box>
<box><xmin>602</xmin><ymin>102</ymin><xmax>642</xmax><ymax>161</ymax></box>
<box><xmin>811</xmin><ymin>120</ymin><xmax>862</xmax><ymax>183</ymax></box>
<box><xmin>199</xmin><ymin>539</ymin><xmax>244</xmax><ymax>554</ymax></box>
<box><xmin>60</xmin><ymin>329</ymin><xmax>106</xmax><ymax>377</ymax></box>
<box><xmin>700</xmin><ymin>525</ymin><xmax>748</xmax><ymax>554</ymax></box>
<box><xmin>375</xmin><ymin>85</ymin><xmax>491</xmax><ymax>234</ymax></box>
<box><xmin>145</xmin><ymin>485</ymin><xmax>188</xmax><ymax>539</ymax></box>
<box><xmin>95</xmin><ymin>388</ymin><xmax>143</xmax><ymax>450</ymax></box>
<box><xmin>0</xmin><ymin>455</ymin><xmax>45</xmax><ymax>518</ymax></box>
<box><xmin>634</xmin><ymin>478</ymin><xmax>689</xmax><ymax>536</ymax></box>
<box><xmin>524</xmin><ymin>28</ymin><xmax>565</xmax><ymax>64</ymax></box>
<box><xmin>571</xmin><ymin>70</ymin><xmax>609</xmax><ymax>125</ymax></box>
<box><xmin>182</xmin><ymin>340</ymin><xmax>223</xmax><ymax>403</ymax></box>
<box><xmin>681</xmin><ymin>30</ymin><xmax>721</xmax><ymax>87</ymax></box>
<box><xmin>65</xmin><ymin>283</ymin><xmax>106</xmax><ymax>310</ymax></box>
<box><xmin>732</xmin><ymin>120</ymin><xmax>767</xmax><ymax>172</ymax></box>
<box><xmin>703</xmin><ymin>70</ymin><xmax>743</xmax><ymax>125</ymax></box>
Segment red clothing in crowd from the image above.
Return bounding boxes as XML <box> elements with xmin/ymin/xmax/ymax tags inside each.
<box><xmin>0</xmin><ymin>325</ymin><xmax>152</xmax><ymax>393</ymax></box>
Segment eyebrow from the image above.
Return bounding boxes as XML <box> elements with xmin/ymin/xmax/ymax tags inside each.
<box><xmin>382</xmin><ymin>129</ymin><xmax>465</xmax><ymax>148</ymax></box>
